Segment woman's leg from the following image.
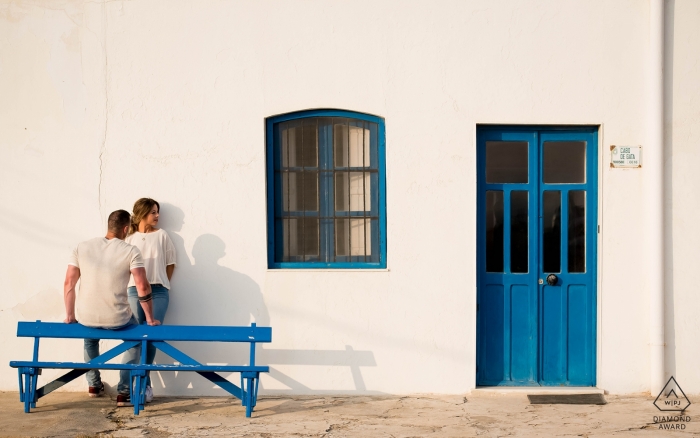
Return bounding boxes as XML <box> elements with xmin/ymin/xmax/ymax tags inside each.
<box><xmin>127</xmin><ymin>285</ymin><xmax>148</xmax><ymax>392</ymax></box>
<box><xmin>117</xmin><ymin>316</ymin><xmax>139</xmax><ymax>396</ymax></box>
<box><xmin>145</xmin><ymin>285</ymin><xmax>170</xmax><ymax>387</ymax></box>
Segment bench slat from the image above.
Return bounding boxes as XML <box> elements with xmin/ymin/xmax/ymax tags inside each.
<box><xmin>10</xmin><ymin>361</ymin><xmax>269</xmax><ymax>373</ymax></box>
<box><xmin>17</xmin><ymin>322</ymin><xmax>272</xmax><ymax>342</ymax></box>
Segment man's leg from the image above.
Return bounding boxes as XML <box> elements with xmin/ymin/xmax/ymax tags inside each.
<box><xmin>84</xmin><ymin>338</ymin><xmax>101</xmax><ymax>387</ymax></box>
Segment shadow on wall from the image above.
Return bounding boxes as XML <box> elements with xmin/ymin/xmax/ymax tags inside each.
<box><xmin>154</xmin><ymin>204</ymin><xmax>379</xmax><ymax>396</ymax></box>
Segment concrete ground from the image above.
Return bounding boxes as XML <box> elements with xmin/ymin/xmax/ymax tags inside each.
<box><xmin>0</xmin><ymin>391</ymin><xmax>696</xmax><ymax>437</ymax></box>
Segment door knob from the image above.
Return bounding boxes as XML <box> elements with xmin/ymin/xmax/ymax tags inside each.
<box><xmin>546</xmin><ymin>274</ymin><xmax>558</xmax><ymax>286</ymax></box>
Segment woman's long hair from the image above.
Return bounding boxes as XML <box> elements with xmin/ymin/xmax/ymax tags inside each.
<box><xmin>129</xmin><ymin>198</ymin><xmax>160</xmax><ymax>235</ymax></box>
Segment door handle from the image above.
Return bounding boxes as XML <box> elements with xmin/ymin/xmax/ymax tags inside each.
<box><xmin>546</xmin><ymin>274</ymin><xmax>558</xmax><ymax>286</ymax></box>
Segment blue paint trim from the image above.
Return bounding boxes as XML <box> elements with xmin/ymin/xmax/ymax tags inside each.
<box><xmin>265</xmin><ymin>109</ymin><xmax>387</xmax><ymax>269</ymax></box>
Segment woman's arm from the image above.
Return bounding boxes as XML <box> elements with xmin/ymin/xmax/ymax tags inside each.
<box><xmin>166</xmin><ymin>264</ymin><xmax>175</xmax><ymax>281</ymax></box>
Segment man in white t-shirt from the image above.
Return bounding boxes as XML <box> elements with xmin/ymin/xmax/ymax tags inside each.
<box><xmin>63</xmin><ymin>209</ymin><xmax>161</xmax><ymax>406</ymax></box>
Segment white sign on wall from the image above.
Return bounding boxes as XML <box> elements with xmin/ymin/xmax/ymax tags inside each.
<box><xmin>610</xmin><ymin>145</ymin><xmax>642</xmax><ymax>168</ymax></box>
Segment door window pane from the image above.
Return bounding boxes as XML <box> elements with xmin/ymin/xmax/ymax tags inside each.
<box><xmin>543</xmin><ymin>191</ymin><xmax>561</xmax><ymax>273</ymax></box>
<box><xmin>486</xmin><ymin>191</ymin><xmax>504</xmax><ymax>272</ymax></box>
<box><xmin>543</xmin><ymin>141</ymin><xmax>586</xmax><ymax>184</ymax></box>
<box><xmin>568</xmin><ymin>191</ymin><xmax>586</xmax><ymax>272</ymax></box>
<box><xmin>486</xmin><ymin>141</ymin><xmax>528</xmax><ymax>183</ymax></box>
<box><xmin>511</xmin><ymin>191</ymin><xmax>528</xmax><ymax>273</ymax></box>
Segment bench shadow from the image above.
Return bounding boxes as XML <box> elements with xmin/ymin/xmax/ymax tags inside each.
<box><xmin>151</xmin><ymin>230</ymin><xmax>269</xmax><ymax>395</ymax></box>
<box><xmin>155</xmin><ymin>205</ymin><xmax>379</xmax><ymax>398</ymax></box>
<box><xmin>259</xmin><ymin>346</ymin><xmax>382</xmax><ymax>396</ymax></box>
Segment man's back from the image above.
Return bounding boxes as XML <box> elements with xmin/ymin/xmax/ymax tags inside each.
<box><xmin>70</xmin><ymin>237</ymin><xmax>144</xmax><ymax>328</ymax></box>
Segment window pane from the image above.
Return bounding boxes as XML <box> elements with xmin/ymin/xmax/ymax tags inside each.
<box><xmin>334</xmin><ymin>121</ymin><xmax>371</xmax><ymax>167</ymax></box>
<box><xmin>283</xmin><ymin>172</ymin><xmax>318</xmax><ymax>211</ymax></box>
<box><xmin>281</xmin><ymin>121</ymin><xmax>318</xmax><ymax>168</ymax></box>
<box><xmin>335</xmin><ymin>172</ymin><xmax>371</xmax><ymax>211</ymax></box>
<box><xmin>283</xmin><ymin>218</ymin><xmax>319</xmax><ymax>259</ymax></box>
<box><xmin>568</xmin><ymin>191</ymin><xmax>586</xmax><ymax>273</ymax></box>
<box><xmin>335</xmin><ymin>218</ymin><xmax>371</xmax><ymax>257</ymax></box>
<box><xmin>543</xmin><ymin>141</ymin><xmax>586</xmax><ymax>184</ymax></box>
<box><xmin>486</xmin><ymin>191</ymin><xmax>504</xmax><ymax>272</ymax></box>
<box><xmin>543</xmin><ymin>191</ymin><xmax>561</xmax><ymax>273</ymax></box>
<box><xmin>511</xmin><ymin>191</ymin><xmax>528</xmax><ymax>273</ymax></box>
<box><xmin>486</xmin><ymin>141</ymin><xmax>528</xmax><ymax>183</ymax></box>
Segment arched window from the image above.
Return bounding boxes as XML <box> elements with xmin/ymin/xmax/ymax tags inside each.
<box><xmin>266</xmin><ymin>110</ymin><xmax>387</xmax><ymax>268</ymax></box>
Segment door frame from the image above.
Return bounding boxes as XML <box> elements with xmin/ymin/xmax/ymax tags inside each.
<box><xmin>474</xmin><ymin>124</ymin><xmax>602</xmax><ymax>387</ymax></box>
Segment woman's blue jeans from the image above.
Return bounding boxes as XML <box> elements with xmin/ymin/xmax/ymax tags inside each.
<box><xmin>127</xmin><ymin>284</ymin><xmax>170</xmax><ymax>387</ymax></box>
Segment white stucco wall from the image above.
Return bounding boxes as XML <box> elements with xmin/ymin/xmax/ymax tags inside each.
<box><xmin>1</xmin><ymin>0</ymin><xmax>698</xmax><ymax>396</ymax></box>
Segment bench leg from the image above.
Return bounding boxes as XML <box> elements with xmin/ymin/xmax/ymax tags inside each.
<box><xmin>130</xmin><ymin>372</ymin><xmax>137</xmax><ymax>415</ymax></box>
<box><xmin>246</xmin><ymin>377</ymin><xmax>253</xmax><ymax>417</ymax></box>
<box><xmin>17</xmin><ymin>369</ymin><xmax>24</xmax><ymax>403</ymax></box>
<box><xmin>131</xmin><ymin>372</ymin><xmax>139</xmax><ymax>415</ymax></box>
<box><xmin>138</xmin><ymin>371</ymin><xmax>147</xmax><ymax>412</ymax></box>
<box><xmin>31</xmin><ymin>373</ymin><xmax>38</xmax><ymax>408</ymax></box>
<box><xmin>23</xmin><ymin>373</ymin><xmax>32</xmax><ymax>413</ymax></box>
<box><xmin>19</xmin><ymin>367</ymin><xmax>40</xmax><ymax>413</ymax></box>
<box><xmin>130</xmin><ymin>371</ymin><xmax>147</xmax><ymax>415</ymax></box>
<box><xmin>241</xmin><ymin>376</ymin><xmax>260</xmax><ymax>417</ymax></box>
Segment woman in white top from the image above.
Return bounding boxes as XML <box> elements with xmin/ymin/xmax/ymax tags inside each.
<box><xmin>125</xmin><ymin>198</ymin><xmax>176</xmax><ymax>402</ymax></box>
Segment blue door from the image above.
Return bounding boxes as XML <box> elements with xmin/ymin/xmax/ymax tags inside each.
<box><xmin>476</xmin><ymin>126</ymin><xmax>597</xmax><ymax>386</ymax></box>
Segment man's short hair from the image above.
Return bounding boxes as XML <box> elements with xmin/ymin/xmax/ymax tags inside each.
<box><xmin>108</xmin><ymin>210</ymin><xmax>131</xmax><ymax>232</ymax></box>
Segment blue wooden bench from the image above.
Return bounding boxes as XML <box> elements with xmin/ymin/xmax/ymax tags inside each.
<box><xmin>9</xmin><ymin>321</ymin><xmax>271</xmax><ymax>417</ymax></box>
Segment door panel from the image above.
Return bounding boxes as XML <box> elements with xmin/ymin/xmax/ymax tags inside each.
<box><xmin>480</xmin><ymin>284</ymin><xmax>505</xmax><ymax>383</ymax></box>
<box><xmin>477</xmin><ymin>127</ymin><xmax>597</xmax><ymax>387</ymax></box>
<box><xmin>567</xmin><ymin>284</ymin><xmax>591</xmax><ymax>384</ymax></box>
<box><xmin>542</xmin><ymin>283</ymin><xmax>565</xmax><ymax>384</ymax></box>
<box><xmin>510</xmin><ymin>284</ymin><xmax>537</xmax><ymax>382</ymax></box>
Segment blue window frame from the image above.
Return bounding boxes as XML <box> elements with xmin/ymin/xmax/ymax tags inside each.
<box><xmin>266</xmin><ymin>109</ymin><xmax>387</xmax><ymax>269</ymax></box>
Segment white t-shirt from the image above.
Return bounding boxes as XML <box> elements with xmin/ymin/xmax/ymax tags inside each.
<box><xmin>125</xmin><ymin>229</ymin><xmax>176</xmax><ymax>290</ymax></box>
<box><xmin>69</xmin><ymin>237</ymin><xmax>144</xmax><ymax>328</ymax></box>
